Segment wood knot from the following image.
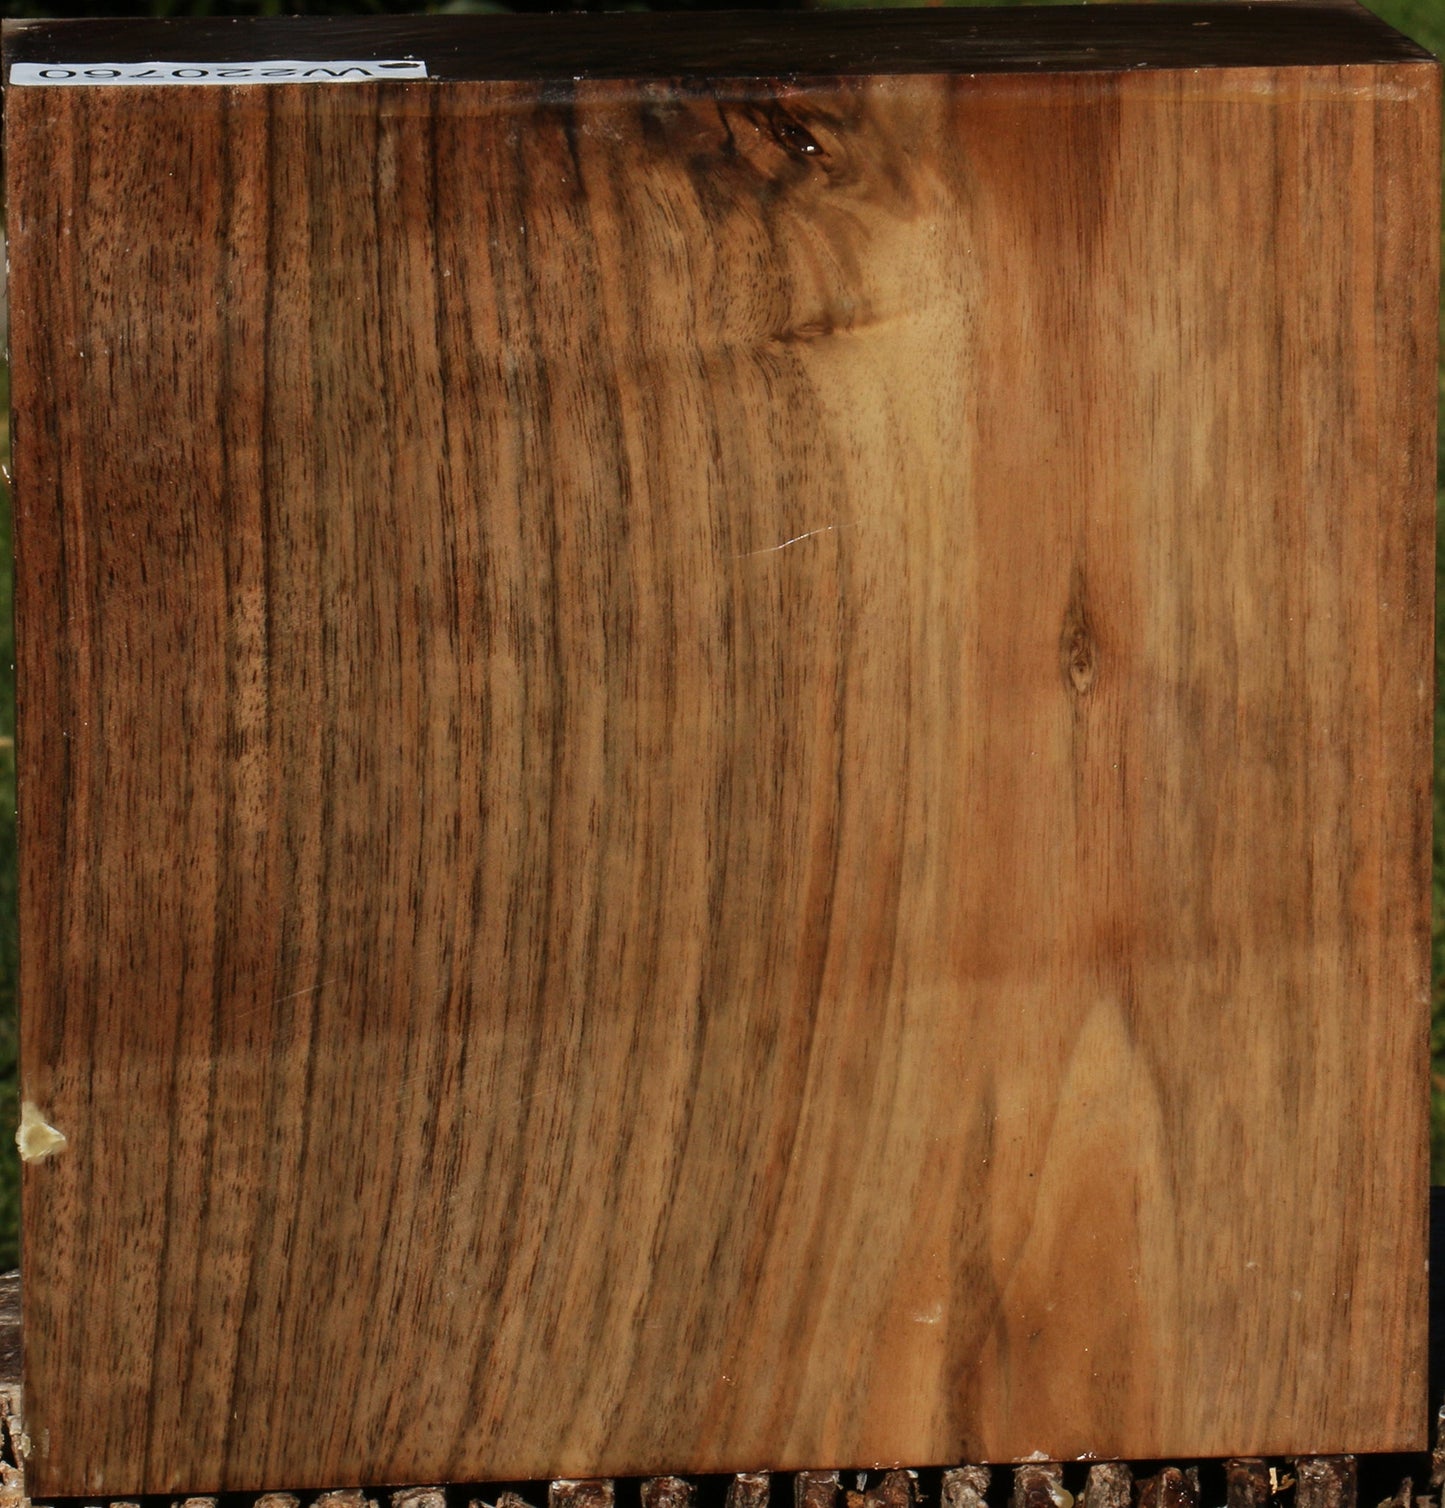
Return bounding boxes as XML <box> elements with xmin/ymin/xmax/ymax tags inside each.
<box><xmin>1060</xmin><ymin>569</ymin><xmax>1098</xmax><ymax>696</ymax></box>
<box><xmin>766</xmin><ymin>109</ymin><xmax>825</xmax><ymax>161</ymax></box>
<box><xmin>1063</xmin><ymin>624</ymin><xmax>1097</xmax><ymax>694</ymax></box>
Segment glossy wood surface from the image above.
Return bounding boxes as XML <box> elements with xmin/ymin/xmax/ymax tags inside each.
<box><xmin>5</xmin><ymin>14</ymin><xmax>1438</xmax><ymax>1494</ymax></box>
<box><xmin>4</xmin><ymin>5</ymin><xmax>1434</xmax><ymax>79</ymax></box>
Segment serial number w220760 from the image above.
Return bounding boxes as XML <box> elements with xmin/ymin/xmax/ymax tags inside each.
<box><xmin>8</xmin><ymin>60</ymin><xmax>429</xmax><ymax>85</ymax></box>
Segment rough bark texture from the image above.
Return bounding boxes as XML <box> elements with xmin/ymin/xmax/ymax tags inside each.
<box><xmin>1012</xmin><ymin>1465</ymin><xmax>1069</xmax><ymax>1508</ymax></box>
<box><xmin>1227</xmin><ymin>1461</ymin><xmax>1272</xmax><ymax>1508</ymax></box>
<box><xmin>550</xmin><ymin>1483</ymin><xmax>614</xmax><ymax>1508</ymax></box>
<box><xmin>728</xmin><ymin>1475</ymin><xmax>771</xmax><ymax>1508</ymax></box>
<box><xmin>1079</xmin><ymin>1464</ymin><xmax>1131</xmax><ymax>1508</ymax></box>
<box><xmin>643</xmin><ymin>1479</ymin><xmax>693</xmax><ymax>1508</ymax></box>
<box><xmin>942</xmin><ymin>1468</ymin><xmax>990</xmax><ymax>1508</ymax></box>
<box><xmin>1136</xmin><ymin>1468</ymin><xmax>1199</xmax><ymax>1508</ymax></box>
<box><xmin>1297</xmin><ymin>1459</ymin><xmax>1359</xmax><ymax>1508</ymax></box>
<box><xmin>1375</xmin><ymin>1478</ymin><xmax>1412</xmax><ymax>1508</ymax></box>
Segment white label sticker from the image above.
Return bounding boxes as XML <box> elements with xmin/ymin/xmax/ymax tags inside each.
<box><xmin>8</xmin><ymin>59</ymin><xmax>428</xmax><ymax>86</ymax></box>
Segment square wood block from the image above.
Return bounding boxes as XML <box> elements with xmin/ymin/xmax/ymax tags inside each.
<box><xmin>4</xmin><ymin>6</ymin><xmax>1438</xmax><ymax>1494</ymax></box>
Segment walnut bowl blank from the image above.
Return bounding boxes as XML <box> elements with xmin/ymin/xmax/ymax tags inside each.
<box><xmin>4</xmin><ymin>6</ymin><xmax>1438</xmax><ymax>1495</ymax></box>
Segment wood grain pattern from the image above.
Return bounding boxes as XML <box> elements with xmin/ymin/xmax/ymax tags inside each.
<box><xmin>4</xmin><ymin>11</ymin><xmax>1438</xmax><ymax>1494</ymax></box>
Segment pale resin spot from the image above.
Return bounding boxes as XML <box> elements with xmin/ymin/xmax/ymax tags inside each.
<box><xmin>17</xmin><ymin>1103</ymin><xmax>68</xmax><ymax>1163</ymax></box>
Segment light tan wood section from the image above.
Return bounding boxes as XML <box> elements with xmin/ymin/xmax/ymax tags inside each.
<box><xmin>6</xmin><ymin>35</ymin><xmax>1438</xmax><ymax>1496</ymax></box>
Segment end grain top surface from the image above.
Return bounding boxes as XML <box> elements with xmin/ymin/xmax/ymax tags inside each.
<box><xmin>1</xmin><ymin>4</ymin><xmax>1436</xmax><ymax>82</ymax></box>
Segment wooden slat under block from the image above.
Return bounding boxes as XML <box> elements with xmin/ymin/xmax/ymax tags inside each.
<box><xmin>3</xmin><ymin>5</ymin><xmax>1437</xmax><ymax>1494</ymax></box>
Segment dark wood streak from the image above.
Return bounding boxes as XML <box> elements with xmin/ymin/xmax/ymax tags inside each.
<box><xmin>2</xmin><ymin>7</ymin><xmax>1435</xmax><ymax>80</ymax></box>
<box><xmin>3</xmin><ymin>11</ymin><xmax>1437</xmax><ymax>1497</ymax></box>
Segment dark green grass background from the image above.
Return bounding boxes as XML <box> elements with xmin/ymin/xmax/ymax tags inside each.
<box><xmin>0</xmin><ymin>0</ymin><xmax>1438</xmax><ymax>1272</ymax></box>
